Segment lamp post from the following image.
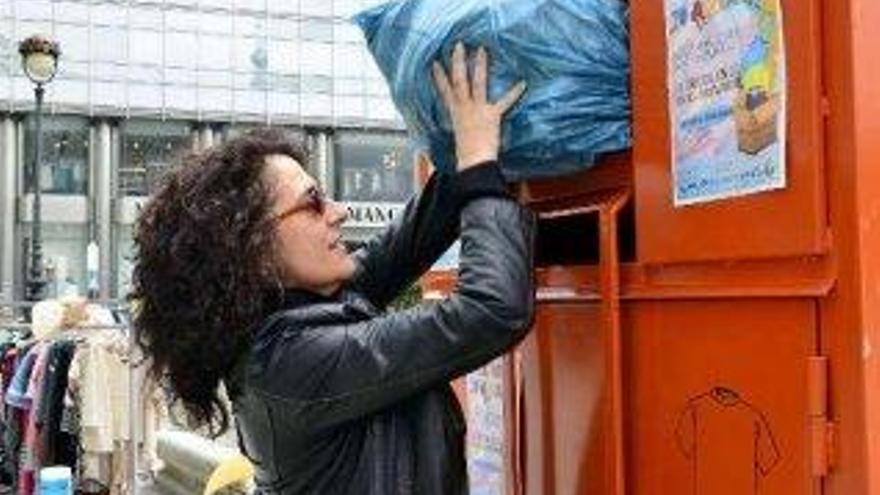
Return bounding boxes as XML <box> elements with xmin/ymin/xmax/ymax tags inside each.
<box><xmin>19</xmin><ymin>35</ymin><xmax>60</xmax><ymax>303</ymax></box>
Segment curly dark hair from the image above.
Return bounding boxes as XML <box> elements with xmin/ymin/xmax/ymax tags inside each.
<box><xmin>130</xmin><ymin>129</ymin><xmax>307</xmax><ymax>436</ymax></box>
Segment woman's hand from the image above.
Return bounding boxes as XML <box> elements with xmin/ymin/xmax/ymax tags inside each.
<box><xmin>432</xmin><ymin>43</ymin><xmax>526</xmax><ymax>172</ymax></box>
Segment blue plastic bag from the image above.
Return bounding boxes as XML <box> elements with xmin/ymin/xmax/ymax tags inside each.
<box><xmin>355</xmin><ymin>0</ymin><xmax>632</xmax><ymax>181</ymax></box>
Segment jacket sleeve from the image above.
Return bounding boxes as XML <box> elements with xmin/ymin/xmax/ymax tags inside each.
<box><xmin>346</xmin><ymin>162</ymin><xmax>510</xmax><ymax>311</ymax></box>
<box><xmin>253</xmin><ymin>194</ymin><xmax>535</xmax><ymax>430</ymax></box>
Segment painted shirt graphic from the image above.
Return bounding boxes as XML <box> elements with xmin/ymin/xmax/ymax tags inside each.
<box><xmin>675</xmin><ymin>388</ymin><xmax>780</xmax><ymax>494</ymax></box>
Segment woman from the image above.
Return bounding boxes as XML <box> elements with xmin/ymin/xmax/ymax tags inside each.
<box><xmin>133</xmin><ymin>43</ymin><xmax>534</xmax><ymax>494</ymax></box>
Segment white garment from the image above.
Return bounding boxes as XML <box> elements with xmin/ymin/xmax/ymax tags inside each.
<box><xmin>80</xmin><ymin>340</ymin><xmax>130</xmax><ymax>453</ymax></box>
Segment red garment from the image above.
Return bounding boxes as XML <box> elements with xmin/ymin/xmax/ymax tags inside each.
<box><xmin>18</xmin><ymin>344</ymin><xmax>51</xmax><ymax>495</ymax></box>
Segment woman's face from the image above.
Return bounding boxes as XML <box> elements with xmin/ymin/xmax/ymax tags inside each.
<box><xmin>262</xmin><ymin>154</ymin><xmax>356</xmax><ymax>295</ymax></box>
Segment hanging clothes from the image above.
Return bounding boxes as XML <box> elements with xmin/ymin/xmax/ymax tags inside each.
<box><xmin>36</xmin><ymin>341</ymin><xmax>77</xmax><ymax>468</ymax></box>
<box><xmin>17</xmin><ymin>342</ymin><xmax>53</xmax><ymax>495</ymax></box>
<box><xmin>0</xmin><ymin>301</ymin><xmax>164</xmax><ymax>495</ymax></box>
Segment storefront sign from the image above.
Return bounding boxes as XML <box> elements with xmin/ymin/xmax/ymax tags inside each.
<box><xmin>665</xmin><ymin>0</ymin><xmax>787</xmax><ymax>206</ymax></box>
<box><xmin>343</xmin><ymin>202</ymin><xmax>405</xmax><ymax>228</ymax></box>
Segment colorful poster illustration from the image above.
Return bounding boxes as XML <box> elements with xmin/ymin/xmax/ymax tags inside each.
<box><xmin>466</xmin><ymin>359</ymin><xmax>506</xmax><ymax>495</ymax></box>
<box><xmin>665</xmin><ymin>0</ymin><xmax>787</xmax><ymax>206</ymax></box>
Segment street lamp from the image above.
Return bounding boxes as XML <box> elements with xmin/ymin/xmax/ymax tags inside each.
<box><xmin>19</xmin><ymin>35</ymin><xmax>60</xmax><ymax>303</ymax></box>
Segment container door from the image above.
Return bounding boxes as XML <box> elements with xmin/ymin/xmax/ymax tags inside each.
<box><xmin>518</xmin><ymin>298</ymin><xmax>819</xmax><ymax>495</ymax></box>
<box><xmin>631</xmin><ymin>0</ymin><xmax>828</xmax><ymax>263</ymax></box>
<box><xmin>627</xmin><ymin>298</ymin><xmax>819</xmax><ymax>495</ymax></box>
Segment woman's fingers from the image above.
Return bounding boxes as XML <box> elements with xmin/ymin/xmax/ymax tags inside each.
<box><xmin>436</xmin><ymin>44</ymin><xmax>500</xmax><ymax>109</ymax></box>
<box><xmin>473</xmin><ymin>47</ymin><xmax>488</xmax><ymax>103</ymax></box>
<box><xmin>430</xmin><ymin>44</ymin><xmax>520</xmax><ymax>171</ymax></box>
<box><xmin>495</xmin><ymin>81</ymin><xmax>527</xmax><ymax>115</ymax></box>
<box><xmin>432</xmin><ymin>44</ymin><xmax>525</xmax><ymax>169</ymax></box>
<box><xmin>432</xmin><ymin>61</ymin><xmax>455</xmax><ymax>110</ymax></box>
<box><xmin>451</xmin><ymin>42</ymin><xmax>469</xmax><ymax>101</ymax></box>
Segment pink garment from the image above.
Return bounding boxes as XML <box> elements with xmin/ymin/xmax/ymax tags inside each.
<box><xmin>17</xmin><ymin>472</ymin><xmax>34</xmax><ymax>495</ymax></box>
<box><xmin>18</xmin><ymin>343</ymin><xmax>51</xmax><ymax>495</ymax></box>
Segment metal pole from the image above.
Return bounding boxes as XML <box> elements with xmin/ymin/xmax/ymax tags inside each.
<box><xmin>129</xmin><ymin>318</ymin><xmax>138</xmax><ymax>494</ymax></box>
<box><xmin>27</xmin><ymin>83</ymin><xmax>46</xmax><ymax>303</ymax></box>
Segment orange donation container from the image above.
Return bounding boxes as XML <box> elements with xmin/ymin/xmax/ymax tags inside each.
<box><xmin>421</xmin><ymin>0</ymin><xmax>880</xmax><ymax>493</ymax></box>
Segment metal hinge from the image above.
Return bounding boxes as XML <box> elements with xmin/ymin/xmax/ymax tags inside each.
<box><xmin>821</xmin><ymin>95</ymin><xmax>832</xmax><ymax>117</ymax></box>
<box><xmin>809</xmin><ymin>356</ymin><xmax>836</xmax><ymax>477</ymax></box>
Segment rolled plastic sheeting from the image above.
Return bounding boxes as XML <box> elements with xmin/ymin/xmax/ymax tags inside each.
<box><xmin>156</xmin><ymin>430</ymin><xmax>253</xmax><ymax>494</ymax></box>
<box><xmin>154</xmin><ymin>470</ymin><xmax>198</xmax><ymax>495</ymax></box>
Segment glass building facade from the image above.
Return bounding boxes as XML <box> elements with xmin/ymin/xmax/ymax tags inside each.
<box><xmin>22</xmin><ymin>115</ymin><xmax>90</xmax><ymax>195</ymax></box>
<box><xmin>0</xmin><ymin>0</ymin><xmax>400</xmax><ymax>125</ymax></box>
<box><xmin>334</xmin><ymin>131</ymin><xmax>415</xmax><ymax>203</ymax></box>
<box><xmin>0</xmin><ymin>0</ymin><xmax>416</xmax><ymax>301</ymax></box>
<box><xmin>119</xmin><ymin>119</ymin><xmax>192</xmax><ymax>196</ymax></box>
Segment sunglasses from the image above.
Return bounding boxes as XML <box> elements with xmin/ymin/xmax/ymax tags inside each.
<box><xmin>273</xmin><ymin>186</ymin><xmax>327</xmax><ymax>223</ymax></box>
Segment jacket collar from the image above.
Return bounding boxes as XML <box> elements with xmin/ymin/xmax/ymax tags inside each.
<box><xmin>281</xmin><ymin>288</ymin><xmax>339</xmax><ymax>309</ymax></box>
<box><xmin>278</xmin><ymin>286</ymin><xmax>378</xmax><ymax>319</ymax></box>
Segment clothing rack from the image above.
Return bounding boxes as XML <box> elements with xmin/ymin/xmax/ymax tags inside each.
<box><xmin>0</xmin><ymin>300</ymin><xmax>143</xmax><ymax>495</ymax></box>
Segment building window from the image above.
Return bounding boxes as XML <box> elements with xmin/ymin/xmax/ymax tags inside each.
<box><xmin>23</xmin><ymin>115</ymin><xmax>90</xmax><ymax>195</ymax></box>
<box><xmin>334</xmin><ymin>131</ymin><xmax>415</xmax><ymax>203</ymax></box>
<box><xmin>42</xmin><ymin>223</ymin><xmax>89</xmax><ymax>298</ymax></box>
<box><xmin>120</xmin><ymin>120</ymin><xmax>192</xmax><ymax>196</ymax></box>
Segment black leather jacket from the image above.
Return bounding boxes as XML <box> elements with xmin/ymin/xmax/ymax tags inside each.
<box><xmin>230</xmin><ymin>162</ymin><xmax>535</xmax><ymax>494</ymax></box>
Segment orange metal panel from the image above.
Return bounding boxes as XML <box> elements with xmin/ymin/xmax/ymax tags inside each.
<box><xmin>520</xmin><ymin>304</ymin><xmax>609</xmax><ymax>495</ymax></box>
<box><xmin>517</xmin><ymin>298</ymin><xmax>818</xmax><ymax>495</ymax></box>
<box><xmin>631</xmin><ymin>0</ymin><xmax>829</xmax><ymax>263</ymax></box>
<box><xmin>818</xmin><ymin>0</ymin><xmax>879</xmax><ymax>491</ymax></box>
<box><xmin>627</xmin><ymin>299</ymin><xmax>817</xmax><ymax>495</ymax></box>
<box><xmin>533</xmin><ymin>257</ymin><xmax>834</xmax><ymax>301</ymax></box>
<box><xmin>519</xmin><ymin>152</ymin><xmax>633</xmax><ymax>206</ymax></box>
<box><xmin>850</xmin><ymin>0</ymin><xmax>880</xmax><ymax>493</ymax></box>
<box><xmin>515</xmin><ymin>188</ymin><xmax>630</xmax><ymax>495</ymax></box>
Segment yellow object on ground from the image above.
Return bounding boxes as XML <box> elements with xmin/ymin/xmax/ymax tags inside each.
<box><xmin>156</xmin><ymin>430</ymin><xmax>255</xmax><ymax>494</ymax></box>
<box><xmin>204</xmin><ymin>455</ymin><xmax>255</xmax><ymax>495</ymax></box>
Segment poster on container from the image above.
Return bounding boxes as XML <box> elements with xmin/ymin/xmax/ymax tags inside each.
<box><xmin>466</xmin><ymin>358</ymin><xmax>506</xmax><ymax>495</ymax></box>
<box><xmin>664</xmin><ymin>0</ymin><xmax>787</xmax><ymax>206</ymax></box>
